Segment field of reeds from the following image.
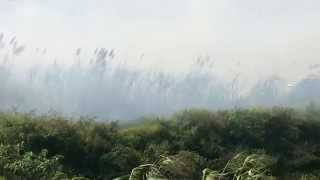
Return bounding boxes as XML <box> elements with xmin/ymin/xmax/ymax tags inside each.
<box><xmin>1</xmin><ymin>35</ymin><xmax>320</xmax><ymax>179</ymax></box>
<box><xmin>0</xmin><ymin>34</ymin><xmax>320</xmax><ymax>120</ymax></box>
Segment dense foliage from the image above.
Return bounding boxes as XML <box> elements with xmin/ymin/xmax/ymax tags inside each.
<box><xmin>0</xmin><ymin>107</ymin><xmax>320</xmax><ymax>179</ymax></box>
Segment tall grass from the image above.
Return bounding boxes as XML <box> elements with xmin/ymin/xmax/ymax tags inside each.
<box><xmin>0</xmin><ymin>35</ymin><xmax>319</xmax><ymax>120</ymax></box>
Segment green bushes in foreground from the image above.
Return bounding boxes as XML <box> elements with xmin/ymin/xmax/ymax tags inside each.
<box><xmin>0</xmin><ymin>107</ymin><xmax>319</xmax><ymax>179</ymax></box>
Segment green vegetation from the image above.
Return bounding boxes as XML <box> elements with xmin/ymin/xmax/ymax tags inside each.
<box><xmin>0</xmin><ymin>107</ymin><xmax>320</xmax><ymax>179</ymax></box>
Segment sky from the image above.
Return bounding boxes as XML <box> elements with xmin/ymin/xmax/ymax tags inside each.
<box><xmin>1</xmin><ymin>0</ymin><xmax>320</xmax><ymax>81</ymax></box>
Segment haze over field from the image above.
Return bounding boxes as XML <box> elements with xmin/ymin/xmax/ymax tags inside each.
<box><xmin>1</xmin><ymin>0</ymin><xmax>320</xmax><ymax>119</ymax></box>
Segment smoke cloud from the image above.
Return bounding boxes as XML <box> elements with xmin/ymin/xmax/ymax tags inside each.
<box><xmin>0</xmin><ymin>0</ymin><xmax>320</xmax><ymax>119</ymax></box>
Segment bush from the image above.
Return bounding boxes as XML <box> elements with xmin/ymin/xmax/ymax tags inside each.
<box><xmin>0</xmin><ymin>107</ymin><xmax>320</xmax><ymax>179</ymax></box>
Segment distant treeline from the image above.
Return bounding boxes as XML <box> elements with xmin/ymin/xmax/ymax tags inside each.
<box><xmin>0</xmin><ymin>106</ymin><xmax>320</xmax><ymax>179</ymax></box>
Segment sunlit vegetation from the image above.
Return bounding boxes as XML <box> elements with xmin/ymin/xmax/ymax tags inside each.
<box><xmin>0</xmin><ymin>107</ymin><xmax>319</xmax><ymax>179</ymax></box>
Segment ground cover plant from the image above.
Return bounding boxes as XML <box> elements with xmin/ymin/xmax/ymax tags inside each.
<box><xmin>0</xmin><ymin>107</ymin><xmax>319</xmax><ymax>179</ymax></box>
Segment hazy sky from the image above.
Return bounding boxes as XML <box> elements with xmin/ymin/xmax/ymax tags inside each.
<box><xmin>1</xmin><ymin>0</ymin><xmax>320</xmax><ymax>80</ymax></box>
